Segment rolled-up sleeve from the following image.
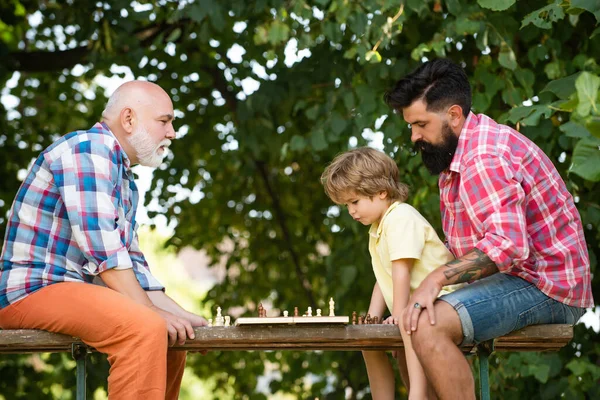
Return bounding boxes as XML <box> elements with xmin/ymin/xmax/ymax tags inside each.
<box><xmin>459</xmin><ymin>155</ymin><xmax>529</xmax><ymax>271</ymax></box>
<box><xmin>129</xmin><ymin>227</ymin><xmax>165</xmax><ymax>291</ymax></box>
<box><xmin>50</xmin><ymin>141</ymin><xmax>133</xmax><ymax>275</ymax></box>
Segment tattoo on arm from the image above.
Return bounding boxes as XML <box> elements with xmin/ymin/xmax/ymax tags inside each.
<box><xmin>443</xmin><ymin>249</ymin><xmax>499</xmax><ymax>283</ymax></box>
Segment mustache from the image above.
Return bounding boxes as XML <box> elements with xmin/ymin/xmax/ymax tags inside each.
<box><xmin>159</xmin><ymin>139</ymin><xmax>172</xmax><ymax>148</ymax></box>
<box><xmin>414</xmin><ymin>140</ymin><xmax>438</xmax><ymax>153</ymax></box>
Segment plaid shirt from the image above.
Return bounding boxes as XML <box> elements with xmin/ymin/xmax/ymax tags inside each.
<box><xmin>0</xmin><ymin>122</ymin><xmax>164</xmax><ymax>308</ymax></box>
<box><xmin>440</xmin><ymin>113</ymin><xmax>593</xmax><ymax>308</ymax></box>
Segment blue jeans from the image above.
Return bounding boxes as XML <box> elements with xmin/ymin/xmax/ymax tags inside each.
<box><xmin>438</xmin><ymin>273</ymin><xmax>586</xmax><ymax>346</ymax></box>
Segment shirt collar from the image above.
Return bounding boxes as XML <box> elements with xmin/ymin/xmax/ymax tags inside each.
<box><xmin>369</xmin><ymin>201</ymin><xmax>401</xmax><ymax>239</ymax></box>
<box><xmin>449</xmin><ymin>112</ymin><xmax>478</xmax><ymax>173</ymax></box>
<box><xmin>97</xmin><ymin>121</ymin><xmax>132</xmax><ymax>169</ymax></box>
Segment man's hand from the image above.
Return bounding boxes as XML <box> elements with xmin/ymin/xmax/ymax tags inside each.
<box><xmin>403</xmin><ymin>274</ymin><xmax>443</xmax><ymax>335</ymax></box>
<box><xmin>150</xmin><ymin>305</ymin><xmax>197</xmax><ymax>347</ymax></box>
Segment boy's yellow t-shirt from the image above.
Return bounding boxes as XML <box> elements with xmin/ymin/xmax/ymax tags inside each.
<box><xmin>368</xmin><ymin>201</ymin><xmax>460</xmax><ymax>312</ymax></box>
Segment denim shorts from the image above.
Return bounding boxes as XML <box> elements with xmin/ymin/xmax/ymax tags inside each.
<box><xmin>438</xmin><ymin>273</ymin><xmax>586</xmax><ymax>346</ymax></box>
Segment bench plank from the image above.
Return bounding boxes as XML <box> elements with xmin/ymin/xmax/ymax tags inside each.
<box><xmin>0</xmin><ymin>324</ymin><xmax>573</xmax><ymax>354</ymax></box>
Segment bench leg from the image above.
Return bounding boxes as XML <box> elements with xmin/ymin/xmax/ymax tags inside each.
<box><xmin>71</xmin><ymin>343</ymin><xmax>88</xmax><ymax>400</ymax></box>
<box><xmin>477</xmin><ymin>340</ymin><xmax>494</xmax><ymax>400</ymax></box>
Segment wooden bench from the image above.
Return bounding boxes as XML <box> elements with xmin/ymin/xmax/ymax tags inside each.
<box><xmin>0</xmin><ymin>324</ymin><xmax>573</xmax><ymax>400</ymax></box>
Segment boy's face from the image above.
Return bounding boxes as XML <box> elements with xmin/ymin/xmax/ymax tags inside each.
<box><xmin>341</xmin><ymin>191</ymin><xmax>390</xmax><ymax>226</ymax></box>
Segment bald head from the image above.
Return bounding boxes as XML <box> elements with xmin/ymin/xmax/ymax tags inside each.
<box><xmin>101</xmin><ymin>80</ymin><xmax>176</xmax><ymax>166</ymax></box>
<box><xmin>102</xmin><ymin>80</ymin><xmax>171</xmax><ymax>121</ymax></box>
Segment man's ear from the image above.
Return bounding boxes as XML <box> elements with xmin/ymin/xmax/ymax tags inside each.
<box><xmin>447</xmin><ymin>104</ymin><xmax>464</xmax><ymax>130</ymax></box>
<box><xmin>120</xmin><ymin>107</ymin><xmax>135</xmax><ymax>134</ymax></box>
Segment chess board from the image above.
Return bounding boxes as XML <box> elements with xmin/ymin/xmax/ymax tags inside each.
<box><xmin>235</xmin><ymin>316</ymin><xmax>349</xmax><ymax>326</ymax></box>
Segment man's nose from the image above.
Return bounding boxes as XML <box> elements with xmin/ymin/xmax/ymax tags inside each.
<box><xmin>410</xmin><ymin>128</ymin><xmax>421</xmax><ymax>143</ymax></box>
<box><xmin>166</xmin><ymin>123</ymin><xmax>176</xmax><ymax>139</ymax></box>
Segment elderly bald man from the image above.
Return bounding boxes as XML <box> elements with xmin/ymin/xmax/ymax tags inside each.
<box><xmin>0</xmin><ymin>81</ymin><xmax>207</xmax><ymax>400</ymax></box>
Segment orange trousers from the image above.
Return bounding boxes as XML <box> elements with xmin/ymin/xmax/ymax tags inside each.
<box><xmin>0</xmin><ymin>282</ymin><xmax>186</xmax><ymax>400</ymax></box>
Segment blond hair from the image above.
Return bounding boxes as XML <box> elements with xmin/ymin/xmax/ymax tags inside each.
<box><xmin>321</xmin><ymin>147</ymin><xmax>409</xmax><ymax>204</ymax></box>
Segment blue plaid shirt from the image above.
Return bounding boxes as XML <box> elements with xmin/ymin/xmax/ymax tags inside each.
<box><xmin>0</xmin><ymin>122</ymin><xmax>164</xmax><ymax>308</ymax></box>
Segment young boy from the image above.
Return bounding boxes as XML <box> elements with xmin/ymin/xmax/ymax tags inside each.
<box><xmin>321</xmin><ymin>147</ymin><xmax>460</xmax><ymax>400</ymax></box>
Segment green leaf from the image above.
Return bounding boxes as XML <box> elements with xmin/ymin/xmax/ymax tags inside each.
<box><xmin>445</xmin><ymin>0</ymin><xmax>462</xmax><ymax>16</ymax></box>
<box><xmin>455</xmin><ymin>16</ymin><xmax>481</xmax><ymax>35</ymax></box>
<box><xmin>514</xmin><ymin>68</ymin><xmax>535</xmax><ymax>97</ymax></box>
<box><xmin>268</xmin><ymin>20</ymin><xmax>290</xmax><ymax>45</ymax></box>
<box><xmin>477</xmin><ymin>0</ymin><xmax>516</xmax><ymax>11</ymax></box>
<box><xmin>521</xmin><ymin>1</ymin><xmax>565</xmax><ymax>29</ymax></box>
<box><xmin>569</xmin><ymin>0</ymin><xmax>600</xmax><ymax>23</ymax></box>
<box><xmin>330</xmin><ymin>112</ymin><xmax>348</xmax><ymax>135</ymax></box>
<box><xmin>570</xmin><ymin>137</ymin><xmax>600</xmax><ymax>182</ymax></box>
<box><xmin>501</xmin><ymin>87</ymin><xmax>521</xmax><ymax>106</ymax></box>
<box><xmin>498</xmin><ymin>43</ymin><xmax>517</xmax><ymax>70</ymax></box>
<box><xmin>289</xmin><ymin>135</ymin><xmax>306</xmax><ymax>151</ymax></box>
<box><xmin>541</xmin><ymin>73</ymin><xmax>580</xmax><ymax>99</ymax></box>
<box><xmin>559</xmin><ymin>121</ymin><xmax>591</xmax><ymax>138</ymax></box>
<box><xmin>575</xmin><ymin>72</ymin><xmax>600</xmax><ymax>117</ymax></box>
<box><xmin>310</xmin><ymin>129</ymin><xmax>328</xmax><ymax>151</ymax></box>
<box><xmin>585</xmin><ymin>116</ymin><xmax>600</xmax><ymax>138</ymax></box>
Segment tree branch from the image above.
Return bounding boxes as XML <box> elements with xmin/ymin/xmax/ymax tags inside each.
<box><xmin>254</xmin><ymin>160</ymin><xmax>316</xmax><ymax>305</ymax></box>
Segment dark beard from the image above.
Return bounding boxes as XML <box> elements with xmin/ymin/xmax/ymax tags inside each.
<box><xmin>415</xmin><ymin>123</ymin><xmax>458</xmax><ymax>175</ymax></box>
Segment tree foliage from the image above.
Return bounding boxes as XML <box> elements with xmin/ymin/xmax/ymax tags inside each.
<box><xmin>0</xmin><ymin>0</ymin><xmax>598</xmax><ymax>398</ymax></box>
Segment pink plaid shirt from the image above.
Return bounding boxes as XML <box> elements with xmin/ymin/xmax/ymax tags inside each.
<box><xmin>439</xmin><ymin>113</ymin><xmax>593</xmax><ymax>308</ymax></box>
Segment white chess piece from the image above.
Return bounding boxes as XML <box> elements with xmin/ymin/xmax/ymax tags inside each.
<box><xmin>225</xmin><ymin>316</ymin><xmax>231</xmax><ymax>327</ymax></box>
<box><xmin>307</xmin><ymin>306</ymin><xmax>312</xmax><ymax>317</ymax></box>
<box><xmin>215</xmin><ymin>306</ymin><xmax>224</xmax><ymax>326</ymax></box>
<box><xmin>329</xmin><ymin>297</ymin><xmax>335</xmax><ymax>316</ymax></box>
<box><xmin>316</xmin><ymin>309</ymin><xmax>322</xmax><ymax>317</ymax></box>
<box><xmin>208</xmin><ymin>318</ymin><xmax>213</xmax><ymax>327</ymax></box>
<box><xmin>283</xmin><ymin>310</ymin><xmax>289</xmax><ymax>317</ymax></box>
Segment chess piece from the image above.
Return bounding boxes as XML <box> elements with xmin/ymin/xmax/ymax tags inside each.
<box><xmin>373</xmin><ymin>316</ymin><xmax>379</xmax><ymax>324</ymax></box>
<box><xmin>352</xmin><ymin>312</ymin><xmax>357</xmax><ymax>325</ymax></box>
<box><xmin>316</xmin><ymin>309</ymin><xmax>322</xmax><ymax>317</ymax></box>
<box><xmin>283</xmin><ymin>310</ymin><xmax>289</xmax><ymax>317</ymax></box>
<box><xmin>366</xmin><ymin>313</ymin><xmax>371</xmax><ymax>324</ymax></box>
<box><xmin>329</xmin><ymin>297</ymin><xmax>335</xmax><ymax>316</ymax></box>
<box><xmin>225</xmin><ymin>316</ymin><xmax>231</xmax><ymax>327</ymax></box>
<box><xmin>258</xmin><ymin>303</ymin><xmax>264</xmax><ymax>318</ymax></box>
<box><xmin>294</xmin><ymin>307</ymin><xmax>299</xmax><ymax>317</ymax></box>
<box><xmin>208</xmin><ymin>318</ymin><xmax>213</xmax><ymax>327</ymax></box>
<box><xmin>307</xmin><ymin>306</ymin><xmax>313</xmax><ymax>317</ymax></box>
<box><xmin>358</xmin><ymin>316</ymin><xmax>364</xmax><ymax>325</ymax></box>
<box><xmin>215</xmin><ymin>307</ymin><xmax>224</xmax><ymax>326</ymax></box>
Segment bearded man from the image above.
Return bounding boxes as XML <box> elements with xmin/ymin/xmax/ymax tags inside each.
<box><xmin>384</xmin><ymin>59</ymin><xmax>593</xmax><ymax>400</ymax></box>
<box><xmin>0</xmin><ymin>81</ymin><xmax>207</xmax><ymax>400</ymax></box>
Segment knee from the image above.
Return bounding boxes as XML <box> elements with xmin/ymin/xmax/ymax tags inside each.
<box><xmin>128</xmin><ymin>307</ymin><xmax>168</xmax><ymax>347</ymax></box>
<box><xmin>411</xmin><ymin>316</ymin><xmax>447</xmax><ymax>356</ymax></box>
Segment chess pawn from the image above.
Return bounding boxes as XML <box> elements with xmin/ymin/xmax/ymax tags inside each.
<box><xmin>294</xmin><ymin>307</ymin><xmax>299</xmax><ymax>317</ymax></box>
<box><xmin>358</xmin><ymin>316</ymin><xmax>364</xmax><ymax>325</ymax></box>
<box><xmin>307</xmin><ymin>306</ymin><xmax>313</xmax><ymax>317</ymax></box>
<box><xmin>225</xmin><ymin>316</ymin><xmax>231</xmax><ymax>327</ymax></box>
<box><xmin>316</xmin><ymin>309</ymin><xmax>322</xmax><ymax>317</ymax></box>
<box><xmin>329</xmin><ymin>297</ymin><xmax>335</xmax><ymax>316</ymax></box>
<box><xmin>352</xmin><ymin>312</ymin><xmax>357</xmax><ymax>325</ymax></box>
<box><xmin>283</xmin><ymin>310</ymin><xmax>289</xmax><ymax>317</ymax></box>
<box><xmin>258</xmin><ymin>303</ymin><xmax>264</xmax><ymax>317</ymax></box>
<box><xmin>373</xmin><ymin>316</ymin><xmax>379</xmax><ymax>324</ymax></box>
<box><xmin>208</xmin><ymin>319</ymin><xmax>213</xmax><ymax>327</ymax></box>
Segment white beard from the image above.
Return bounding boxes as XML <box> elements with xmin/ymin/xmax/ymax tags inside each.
<box><xmin>128</xmin><ymin>124</ymin><xmax>171</xmax><ymax>168</ymax></box>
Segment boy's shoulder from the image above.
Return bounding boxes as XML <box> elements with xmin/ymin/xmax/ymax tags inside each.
<box><xmin>383</xmin><ymin>202</ymin><xmax>426</xmax><ymax>225</ymax></box>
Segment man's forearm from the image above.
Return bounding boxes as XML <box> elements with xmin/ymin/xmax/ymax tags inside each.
<box><xmin>99</xmin><ymin>268</ymin><xmax>154</xmax><ymax>307</ymax></box>
<box><xmin>441</xmin><ymin>248</ymin><xmax>499</xmax><ymax>284</ymax></box>
<box><xmin>147</xmin><ymin>290</ymin><xmax>189</xmax><ymax>318</ymax></box>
